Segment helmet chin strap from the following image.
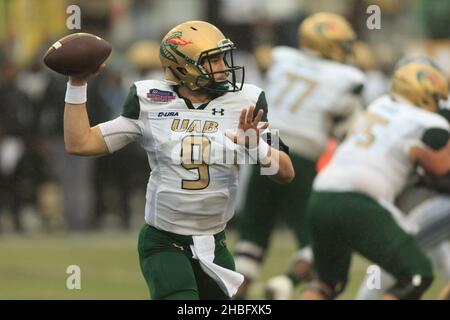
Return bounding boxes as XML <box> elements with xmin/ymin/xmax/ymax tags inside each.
<box><xmin>208</xmin><ymin>80</ymin><xmax>230</xmax><ymax>92</ymax></box>
<box><xmin>196</xmin><ymin>82</ymin><xmax>230</xmax><ymax>97</ymax></box>
<box><xmin>195</xmin><ymin>68</ymin><xmax>244</xmax><ymax>93</ymax></box>
<box><xmin>204</xmin><ymin>79</ymin><xmax>244</xmax><ymax>93</ymax></box>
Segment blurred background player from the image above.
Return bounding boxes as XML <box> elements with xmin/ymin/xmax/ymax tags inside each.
<box><xmin>233</xmin><ymin>12</ymin><xmax>366</xmax><ymax>299</ymax></box>
<box><xmin>355</xmin><ymin>56</ymin><xmax>450</xmax><ymax>300</ymax></box>
<box><xmin>301</xmin><ymin>62</ymin><xmax>450</xmax><ymax>300</ymax></box>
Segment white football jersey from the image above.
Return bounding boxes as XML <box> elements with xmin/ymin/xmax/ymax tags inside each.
<box><xmin>99</xmin><ymin>80</ymin><xmax>266</xmax><ymax>235</ymax></box>
<box><xmin>266</xmin><ymin>46</ymin><xmax>365</xmax><ymax>159</ymax></box>
<box><xmin>314</xmin><ymin>95</ymin><xmax>450</xmax><ymax>202</ymax></box>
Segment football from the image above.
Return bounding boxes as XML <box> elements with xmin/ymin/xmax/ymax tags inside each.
<box><xmin>43</xmin><ymin>33</ymin><xmax>112</xmax><ymax>76</ymax></box>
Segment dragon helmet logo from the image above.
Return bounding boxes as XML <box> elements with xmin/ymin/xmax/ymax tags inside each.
<box><xmin>316</xmin><ymin>22</ymin><xmax>348</xmax><ymax>37</ymax></box>
<box><xmin>417</xmin><ymin>70</ymin><xmax>445</xmax><ymax>93</ymax></box>
<box><xmin>167</xmin><ymin>37</ymin><xmax>193</xmax><ymax>47</ymax></box>
<box><xmin>160</xmin><ymin>31</ymin><xmax>193</xmax><ymax>64</ymax></box>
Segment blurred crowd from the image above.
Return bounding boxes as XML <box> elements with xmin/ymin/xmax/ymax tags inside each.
<box><xmin>0</xmin><ymin>0</ymin><xmax>449</xmax><ymax>232</ymax></box>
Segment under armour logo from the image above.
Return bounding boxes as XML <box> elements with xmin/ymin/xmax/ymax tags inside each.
<box><xmin>172</xmin><ymin>243</ymin><xmax>184</xmax><ymax>251</ymax></box>
<box><xmin>212</xmin><ymin>108</ymin><xmax>225</xmax><ymax>116</ymax></box>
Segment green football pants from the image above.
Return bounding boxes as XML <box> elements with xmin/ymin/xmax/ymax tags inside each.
<box><xmin>306</xmin><ymin>191</ymin><xmax>434</xmax><ymax>295</ymax></box>
<box><xmin>138</xmin><ymin>224</ymin><xmax>235</xmax><ymax>300</ymax></box>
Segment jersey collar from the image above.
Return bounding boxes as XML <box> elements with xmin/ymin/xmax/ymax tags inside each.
<box><xmin>172</xmin><ymin>85</ymin><xmax>225</xmax><ymax>110</ymax></box>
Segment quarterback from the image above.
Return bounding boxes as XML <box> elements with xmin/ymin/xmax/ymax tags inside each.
<box><xmin>301</xmin><ymin>62</ymin><xmax>450</xmax><ymax>300</ymax></box>
<box><xmin>63</xmin><ymin>21</ymin><xmax>294</xmax><ymax>300</ymax></box>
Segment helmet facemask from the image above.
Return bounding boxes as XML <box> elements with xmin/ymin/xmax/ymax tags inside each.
<box><xmin>195</xmin><ymin>40</ymin><xmax>245</xmax><ymax>93</ymax></box>
<box><xmin>322</xmin><ymin>38</ymin><xmax>355</xmax><ymax>63</ymax></box>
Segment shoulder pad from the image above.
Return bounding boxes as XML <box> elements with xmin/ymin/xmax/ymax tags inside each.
<box><xmin>238</xmin><ymin>83</ymin><xmax>264</xmax><ymax>102</ymax></box>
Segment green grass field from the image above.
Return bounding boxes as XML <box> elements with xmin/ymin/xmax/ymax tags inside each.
<box><xmin>0</xmin><ymin>229</ymin><xmax>446</xmax><ymax>299</ymax></box>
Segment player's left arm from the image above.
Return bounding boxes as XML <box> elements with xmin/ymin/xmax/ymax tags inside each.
<box><xmin>409</xmin><ymin>128</ymin><xmax>450</xmax><ymax>176</ymax></box>
<box><xmin>263</xmin><ymin>143</ymin><xmax>295</xmax><ymax>185</ymax></box>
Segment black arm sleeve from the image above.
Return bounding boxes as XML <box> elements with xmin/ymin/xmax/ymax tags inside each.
<box><xmin>438</xmin><ymin>109</ymin><xmax>450</xmax><ymax>122</ymax></box>
<box><xmin>351</xmin><ymin>83</ymin><xmax>364</xmax><ymax>95</ymax></box>
<box><xmin>261</xmin><ymin>132</ymin><xmax>290</xmax><ymax>155</ymax></box>
<box><xmin>278</xmin><ymin>137</ymin><xmax>290</xmax><ymax>154</ymax></box>
<box><xmin>421</xmin><ymin>128</ymin><xmax>449</xmax><ymax>150</ymax></box>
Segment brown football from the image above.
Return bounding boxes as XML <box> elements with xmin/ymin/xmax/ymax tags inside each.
<box><xmin>43</xmin><ymin>33</ymin><xmax>112</xmax><ymax>76</ymax></box>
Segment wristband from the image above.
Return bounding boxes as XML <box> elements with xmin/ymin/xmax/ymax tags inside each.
<box><xmin>65</xmin><ymin>82</ymin><xmax>87</xmax><ymax>104</ymax></box>
<box><xmin>248</xmin><ymin>138</ymin><xmax>270</xmax><ymax>165</ymax></box>
<box><xmin>257</xmin><ymin>138</ymin><xmax>271</xmax><ymax>165</ymax></box>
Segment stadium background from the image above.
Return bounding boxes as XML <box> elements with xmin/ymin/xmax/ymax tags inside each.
<box><xmin>0</xmin><ymin>0</ymin><xmax>449</xmax><ymax>299</ymax></box>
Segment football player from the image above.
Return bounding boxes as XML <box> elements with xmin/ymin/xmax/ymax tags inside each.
<box><xmin>233</xmin><ymin>12</ymin><xmax>366</xmax><ymax>299</ymax></box>
<box><xmin>300</xmin><ymin>62</ymin><xmax>450</xmax><ymax>300</ymax></box>
<box><xmin>63</xmin><ymin>20</ymin><xmax>294</xmax><ymax>300</ymax></box>
<box><xmin>353</xmin><ymin>56</ymin><xmax>450</xmax><ymax>300</ymax></box>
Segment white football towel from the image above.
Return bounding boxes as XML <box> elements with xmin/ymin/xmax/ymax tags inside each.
<box><xmin>191</xmin><ymin>235</ymin><xmax>244</xmax><ymax>297</ymax></box>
